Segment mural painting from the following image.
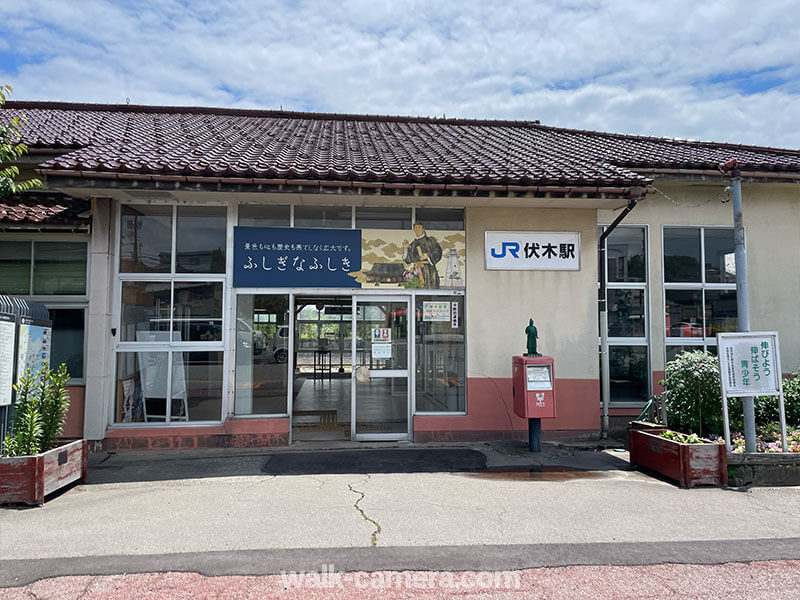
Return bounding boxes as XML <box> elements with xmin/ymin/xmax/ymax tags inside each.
<box><xmin>351</xmin><ymin>222</ymin><xmax>465</xmax><ymax>289</ymax></box>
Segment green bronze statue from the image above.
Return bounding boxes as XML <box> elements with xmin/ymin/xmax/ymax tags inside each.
<box><xmin>525</xmin><ymin>318</ymin><xmax>541</xmax><ymax>357</ymax></box>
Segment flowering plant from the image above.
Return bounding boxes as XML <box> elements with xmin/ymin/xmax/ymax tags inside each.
<box><xmin>730</xmin><ymin>429</ymin><xmax>800</xmax><ymax>453</ymax></box>
<box><xmin>658</xmin><ymin>430</ymin><xmax>718</xmax><ymax>444</ymax></box>
<box><xmin>401</xmin><ymin>266</ymin><xmax>422</xmax><ymax>289</ymax></box>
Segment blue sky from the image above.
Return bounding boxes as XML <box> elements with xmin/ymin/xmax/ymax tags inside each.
<box><xmin>1</xmin><ymin>0</ymin><xmax>799</xmax><ymax>148</ymax></box>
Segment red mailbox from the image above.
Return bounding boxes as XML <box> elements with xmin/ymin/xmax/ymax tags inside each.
<box><xmin>512</xmin><ymin>355</ymin><xmax>556</xmax><ymax>420</ymax></box>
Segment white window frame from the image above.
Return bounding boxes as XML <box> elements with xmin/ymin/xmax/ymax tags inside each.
<box><xmin>662</xmin><ymin>225</ymin><xmax>737</xmax><ymax>364</ymax></box>
<box><xmin>599</xmin><ymin>224</ymin><xmax>650</xmax><ymax>407</ymax></box>
<box><xmin>112</xmin><ymin>201</ymin><xmax>229</xmax><ymax>427</ymax></box>
<box><xmin>111</xmin><ymin>199</ymin><xmax>468</xmax><ymax>430</ymax></box>
<box><xmin>0</xmin><ymin>233</ymin><xmax>90</xmax><ymax>384</ymax></box>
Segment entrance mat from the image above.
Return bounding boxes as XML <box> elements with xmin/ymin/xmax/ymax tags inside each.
<box><xmin>261</xmin><ymin>448</ymin><xmax>487</xmax><ymax>475</ymax></box>
<box><xmin>292</xmin><ymin>410</ymin><xmax>338</xmax><ymax>428</ymax></box>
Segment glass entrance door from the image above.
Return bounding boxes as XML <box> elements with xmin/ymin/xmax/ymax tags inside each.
<box><xmin>352</xmin><ymin>296</ymin><xmax>411</xmax><ymax>441</ymax></box>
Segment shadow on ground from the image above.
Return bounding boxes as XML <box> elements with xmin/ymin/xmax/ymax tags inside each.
<box><xmin>83</xmin><ymin>443</ymin><xmax>633</xmax><ymax>485</ymax></box>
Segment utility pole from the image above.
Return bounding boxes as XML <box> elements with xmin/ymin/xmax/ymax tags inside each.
<box><xmin>721</xmin><ymin>158</ymin><xmax>757</xmax><ymax>453</ymax></box>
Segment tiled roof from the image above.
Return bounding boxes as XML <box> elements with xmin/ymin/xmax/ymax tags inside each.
<box><xmin>4</xmin><ymin>101</ymin><xmax>800</xmax><ymax>188</ymax></box>
<box><xmin>0</xmin><ymin>194</ymin><xmax>90</xmax><ymax>227</ymax></box>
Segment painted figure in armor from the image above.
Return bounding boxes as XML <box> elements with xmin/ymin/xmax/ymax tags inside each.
<box><xmin>402</xmin><ymin>221</ymin><xmax>443</xmax><ymax>288</ymax></box>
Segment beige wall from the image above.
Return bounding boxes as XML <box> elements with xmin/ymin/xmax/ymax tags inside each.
<box><xmin>465</xmin><ymin>207</ymin><xmax>599</xmax><ymax>379</ymax></box>
<box><xmin>83</xmin><ymin>197</ymin><xmax>115</xmax><ymax>440</ymax></box>
<box><xmin>599</xmin><ymin>181</ymin><xmax>800</xmax><ymax>374</ymax></box>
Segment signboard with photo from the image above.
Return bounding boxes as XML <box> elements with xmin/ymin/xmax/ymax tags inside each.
<box><xmin>233</xmin><ymin>223</ymin><xmax>465</xmax><ymax>290</ymax></box>
<box><xmin>16</xmin><ymin>323</ymin><xmax>51</xmax><ymax>384</ymax></box>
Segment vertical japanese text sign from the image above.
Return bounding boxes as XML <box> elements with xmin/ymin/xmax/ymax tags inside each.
<box><xmin>718</xmin><ymin>332</ymin><xmax>781</xmax><ymax>398</ymax></box>
<box><xmin>233</xmin><ymin>227</ymin><xmax>362</xmax><ymax>288</ymax></box>
<box><xmin>717</xmin><ymin>332</ymin><xmax>786</xmax><ymax>452</ymax></box>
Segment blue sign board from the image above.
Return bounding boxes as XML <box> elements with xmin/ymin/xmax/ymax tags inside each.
<box><xmin>233</xmin><ymin>226</ymin><xmax>362</xmax><ymax>288</ymax></box>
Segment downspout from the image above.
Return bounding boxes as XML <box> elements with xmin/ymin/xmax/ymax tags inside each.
<box><xmin>600</xmin><ymin>186</ymin><xmax>645</xmax><ymax>439</ymax></box>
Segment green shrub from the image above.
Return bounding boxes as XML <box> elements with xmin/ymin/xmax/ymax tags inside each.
<box><xmin>2</xmin><ymin>363</ymin><xmax>71</xmax><ymax>457</ymax></box>
<box><xmin>755</xmin><ymin>368</ymin><xmax>800</xmax><ymax>428</ymax></box>
<box><xmin>662</xmin><ymin>350</ymin><xmax>741</xmax><ymax>437</ymax></box>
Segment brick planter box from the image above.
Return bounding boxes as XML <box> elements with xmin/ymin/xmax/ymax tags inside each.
<box><xmin>0</xmin><ymin>439</ymin><xmax>88</xmax><ymax>505</ymax></box>
<box><xmin>628</xmin><ymin>427</ymin><xmax>727</xmax><ymax>488</ymax></box>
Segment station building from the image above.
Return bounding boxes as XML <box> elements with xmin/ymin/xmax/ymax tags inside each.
<box><xmin>1</xmin><ymin>101</ymin><xmax>799</xmax><ymax>449</ymax></box>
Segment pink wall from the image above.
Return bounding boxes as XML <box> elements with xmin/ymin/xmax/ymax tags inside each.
<box><xmin>62</xmin><ymin>386</ymin><xmax>85</xmax><ymax>438</ymax></box>
<box><xmin>652</xmin><ymin>371</ymin><xmax>666</xmax><ymax>396</ymax></box>
<box><xmin>414</xmin><ymin>377</ymin><xmax>600</xmax><ymax>438</ymax></box>
<box><xmin>102</xmin><ymin>417</ymin><xmax>290</xmax><ymax>450</ymax></box>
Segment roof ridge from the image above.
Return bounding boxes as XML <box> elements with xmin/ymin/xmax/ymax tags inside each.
<box><xmin>7</xmin><ymin>99</ymin><xmax>800</xmax><ymax>155</ymax></box>
<box><xmin>3</xmin><ymin>100</ymin><xmax>543</xmax><ymax>129</ymax></box>
<box><xmin>533</xmin><ymin>122</ymin><xmax>800</xmax><ymax>155</ymax></box>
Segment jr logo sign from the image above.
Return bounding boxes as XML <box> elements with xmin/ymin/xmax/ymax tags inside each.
<box><xmin>485</xmin><ymin>231</ymin><xmax>580</xmax><ymax>271</ymax></box>
<box><xmin>490</xmin><ymin>242</ymin><xmax>520</xmax><ymax>258</ymax></box>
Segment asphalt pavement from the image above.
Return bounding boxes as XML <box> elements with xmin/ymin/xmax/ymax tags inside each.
<box><xmin>1</xmin><ymin>440</ymin><xmax>800</xmax><ymax>594</ymax></box>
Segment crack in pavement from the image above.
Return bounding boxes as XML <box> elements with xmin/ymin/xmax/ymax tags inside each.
<box><xmin>75</xmin><ymin>575</ymin><xmax>97</xmax><ymax>600</ymax></box>
<box><xmin>238</xmin><ymin>475</ymin><xmax>277</xmax><ymax>498</ymax></box>
<box><xmin>348</xmin><ymin>480</ymin><xmax>381</xmax><ymax>547</ymax></box>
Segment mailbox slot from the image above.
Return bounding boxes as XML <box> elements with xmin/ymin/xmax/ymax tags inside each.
<box><xmin>526</xmin><ymin>364</ymin><xmax>552</xmax><ymax>391</ymax></box>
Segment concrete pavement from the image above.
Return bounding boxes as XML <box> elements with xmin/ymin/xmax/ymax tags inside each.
<box><xmin>2</xmin><ymin>440</ymin><xmax>800</xmax><ymax>590</ymax></box>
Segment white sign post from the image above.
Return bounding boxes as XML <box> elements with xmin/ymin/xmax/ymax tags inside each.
<box><xmin>717</xmin><ymin>332</ymin><xmax>786</xmax><ymax>452</ymax></box>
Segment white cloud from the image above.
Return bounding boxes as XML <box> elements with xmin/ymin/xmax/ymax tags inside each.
<box><xmin>1</xmin><ymin>0</ymin><xmax>799</xmax><ymax>147</ymax></box>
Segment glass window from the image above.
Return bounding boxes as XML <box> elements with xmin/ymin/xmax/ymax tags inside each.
<box><xmin>176</xmin><ymin>206</ymin><xmax>226</xmax><ymax>273</ymax></box>
<box><xmin>115</xmin><ymin>351</ymin><xmax>169</xmax><ymax>423</ymax></box>
<box><xmin>704</xmin><ymin>229</ymin><xmax>736</xmax><ymax>283</ymax></box>
<box><xmin>172</xmin><ymin>282</ymin><xmax>223</xmax><ymax>342</ymax></box>
<box><xmin>608</xmin><ymin>346</ymin><xmax>649</xmax><ymax>402</ymax></box>
<box><xmin>49</xmin><ymin>308</ymin><xmax>85</xmax><ymax>379</ymax></box>
<box><xmin>607</xmin><ymin>289</ymin><xmax>645</xmax><ymax>337</ymax></box>
<box><xmin>415</xmin><ymin>208</ymin><xmax>464</xmax><ymax>230</ymax></box>
<box><xmin>664</xmin><ymin>227</ymin><xmax>736</xmax><ymax>358</ymax></box>
<box><xmin>33</xmin><ymin>242</ymin><xmax>87</xmax><ymax>295</ymax></box>
<box><xmin>705</xmin><ymin>290</ymin><xmax>738</xmax><ymax>335</ymax></box>
<box><xmin>414</xmin><ymin>296</ymin><xmax>465</xmax><ymax>412</ymax></box>
<box><xmin>599</xmin><ymin>224</ymin><xmax>649</xmax><ymax>404</ymax></box>
<box><xmin>664</xmin><ymin>227</ymin><xmax>701</xmax><ymax>282</ymax></box>
<box><xmin>117</xmin><ymin>203</ymin><xmax>226</xmax><ymax>426</ymax></box>
<box><xmin>356</xmin><ymin>207</ymin><xmax>412</xmax><ymax>230</ymax></box>
<box><xmin>120</xmin><ymin>281</ymin><xmax>171</xmax><ymax>342</ymax></box>
<box><xmin>606</xmin><ymin>227</ymin><xmax>645</xmax><ymax>283</ymax></box>
<box><xmin>238</xmin><ymin>204</ymin><xmax>290</xmax><ymax>227</ymax></box>
<box><xmin>665</xmin><ymin>290</ymin><xmax>703</xmax><ymax>337</ymax></box>
<box><xmin>114</xmin><ymin>350</ymin><xmax>223</xmax><ymax>423</ymax></box>
<box><xmin>173</xmin><ymin>351</ymin><xmax>224</xmax><ymax>421</ymax></box>
<box><xmin>120</xmin><ymin>205</ymin><xmax>172</xmax><ymax>273</ymax></box>
<box><xmin>235</xmin><ymin>294</ymin><xmax>290</xmax><ymax>415</ymax></box>
<box><xmin>666</xmin><ymin>345</ymin><xmax>703</xmax><ymax>363</ymax></box>
<box><xmin>293</xmin><ymin>205</ymin><xmax>352</xmax><ymax>229</ymax></box>
<box><xmin>0</xmin><ymin>241</ymin><xmax>31</xmax><ymax>294</ymax></box>
<box><xmin>356</xmin><ymin>300</ymin><xmax>408</xmax><ymax>370</ymax></box>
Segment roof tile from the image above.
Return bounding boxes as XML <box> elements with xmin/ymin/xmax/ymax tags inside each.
<box><xmin>0</xmin><ymin>194</ymin><xmax>90</xmax><ymax>226</ymax></box>
<box><xmin>3</xmin><ymin>102</ymin><xmax>800</xmax><ymax>188</ymax></box>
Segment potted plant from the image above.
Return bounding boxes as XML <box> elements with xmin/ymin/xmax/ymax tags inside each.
<box><xmin>0</xmin><ymin>364</ymin><xmax>87</xmax><ymax>505</ymax></box>
<box><xmin>628</xmin><ymin>351</ymin><xmax>728</xmax><ymax>488</ymax></box>
<box><xmin>628</xmin><ymin>426</ymin><xmax>727</xmax><ymax>488</ymax></box>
